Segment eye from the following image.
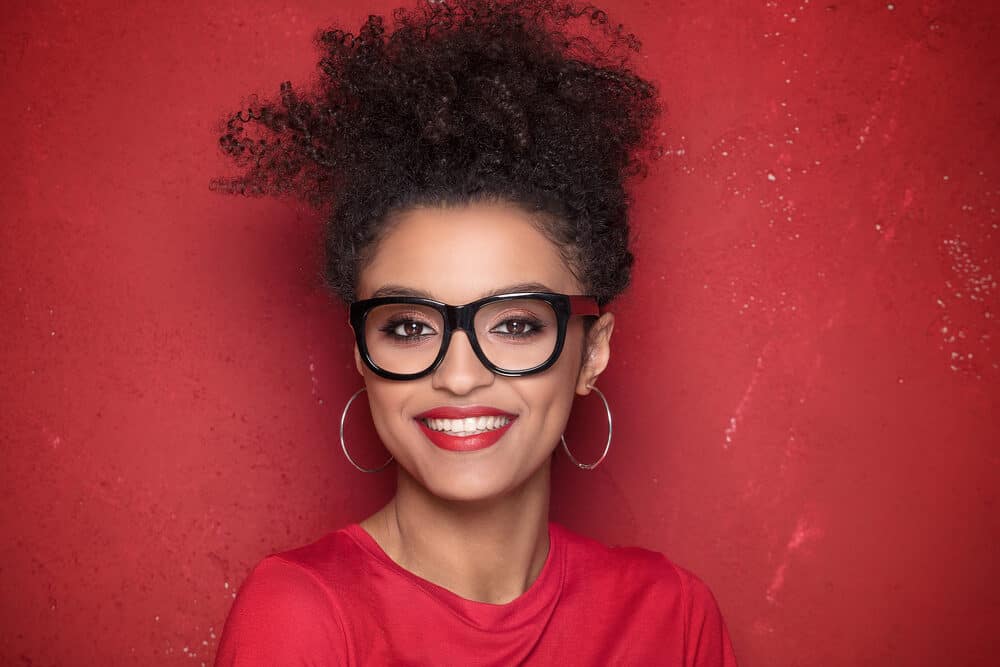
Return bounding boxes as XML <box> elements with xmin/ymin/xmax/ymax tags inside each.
<box><xmin>491</xmin><ymin>318</ymin><xmax>542</xmax><ymax>337</ymax></box>
<box><xmin>390</xmin><ymin>320</ymin><xmax>435</xmax><ymax>337</ymax></box>
<box><xmin>392</xmin><ymin>320</ymin><xmax>434</xmax><ymax>338</ymax></box>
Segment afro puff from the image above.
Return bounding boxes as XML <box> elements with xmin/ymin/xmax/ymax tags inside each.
<box><xmin>211</xmin><ymin>0</ymin><xmax>662</xmax><ymax>305</ymax></box>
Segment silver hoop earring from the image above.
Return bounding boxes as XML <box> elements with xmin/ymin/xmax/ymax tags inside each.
<box><xmin>560</xmin><ymin>384</ymin><xmax>612</xmax><ymax>470</ymax></box>
<box><xmin>340</xmin><ymin>387</ymin><xmax>394</xmax><ymax>473</ymax></box>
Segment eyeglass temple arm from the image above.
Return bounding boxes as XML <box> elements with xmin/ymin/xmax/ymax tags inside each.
<box><xmin>568</xmin><ymin>295</ymin><xmax>601</xmax><ymax>316</ymax></box>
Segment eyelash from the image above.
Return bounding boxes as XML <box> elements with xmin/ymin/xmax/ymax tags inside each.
<box><xmin>379</xmin><ymin>318</ymin><xmax>437</xmax><ymax>343</ymax></box>
<box><xmin>489</xmin><ymin>316</ymin><xmax>546</xmax><ymax>339</ymax></box>
<box><xmin>378</xmin><ymin>316</ymin><xmax>547</xmax><ymax>342</ymax></box>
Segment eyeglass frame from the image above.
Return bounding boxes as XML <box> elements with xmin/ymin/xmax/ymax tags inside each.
<box><xmin>349</xmin><ymin>291</ymin><xmax>601</xmax><ymax>381</ymax></box>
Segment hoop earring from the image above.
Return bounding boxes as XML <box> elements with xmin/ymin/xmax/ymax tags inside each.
<box><xmin>339</xmin><ymin>387</ymin><xmax>394</xmax><ymax>473</ymax></box>
<box><xmin>560</xmin><ymin>384</ymin><xmax>612</xmax><ymax>470</ymax></box>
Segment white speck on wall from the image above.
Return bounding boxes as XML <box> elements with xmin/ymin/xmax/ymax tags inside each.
<box><xmin>766</xmin><ymin>514</ymin><xmax>825</xmax><ymax>603</ymax></box>
<box><xmin>935</xmin><ymin>233</ymin><xmax>997</xmax><ymax>379</ymax></box>
<box><xmin>767</xmin><ymin>172</ymin><xmax>777</xmax><ymax>182</ymax></box>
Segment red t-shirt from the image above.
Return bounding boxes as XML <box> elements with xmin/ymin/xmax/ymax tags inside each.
<box><xmin>215</xmin><ymin>521</ymin><xmax>739</xmax><ymax>665</ymax></box>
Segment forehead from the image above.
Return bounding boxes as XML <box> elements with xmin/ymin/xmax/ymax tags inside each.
<box><xmin>357</xmin><ymin>202</ymin><xmax>582</xmax><ymax>303</ymax></box>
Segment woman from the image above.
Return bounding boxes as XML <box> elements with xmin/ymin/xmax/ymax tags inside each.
<box><xmin>212</xmin><ymin>0</ymin><xmax>738</xmax><ymax>664</ymax></box>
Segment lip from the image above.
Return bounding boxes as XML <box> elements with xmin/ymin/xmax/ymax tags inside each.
<box><xmin>414</xmin><ymin>405</ymin><xmax>516</xmax><ymax>420</ymax></box>
<box><xmin>413</xmin><ymin>405</ymin><xmax>517</xmax><ymax>453</ymax></box>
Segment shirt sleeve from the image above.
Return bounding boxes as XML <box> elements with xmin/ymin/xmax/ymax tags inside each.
<box><xmin>675</xmin><ymin>564</ymin><xmax>739</xmax><ymax>667</ymax></box>
<box><xmin>214</xmin><ymin>555</ymin><xmax>350</xmax><ymax>667</ymax></box>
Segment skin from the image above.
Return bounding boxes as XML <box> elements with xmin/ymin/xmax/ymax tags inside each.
<box><xmin>354</xmin><ymin>199</ymin><xmax>615</xmax><ymax>605</ymax></box>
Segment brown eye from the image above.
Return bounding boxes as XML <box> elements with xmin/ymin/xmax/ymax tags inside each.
<box><xmin>393</xmin><ymin>321</ymin><xmax>433</xmax><ymax>337</ymax></box>
<box><xmin>492</xmin><ymin>319</ymin><xmax>535</xmax><ymax>336</ymax></box>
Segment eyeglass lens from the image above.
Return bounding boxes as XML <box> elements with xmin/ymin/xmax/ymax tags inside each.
<box><xmin>363</xmin><ymin>298</ymin><xmax>560</xmax><ymax>374</ymax></box>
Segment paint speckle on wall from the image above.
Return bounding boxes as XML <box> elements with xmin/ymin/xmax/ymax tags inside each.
<box><xmin>724</xmin><ymin>345</ymin><xmax>770</xmax><ymax>448</ymax></box>
<box><xmin>933</xmin><ymin>234</ymin><xmax>997</xmax><ymax>378</ymax></box>
<box><xmin>765</xmin><ymin>514</ymin><xmax>825</xmax><ymax>603</ymax></box>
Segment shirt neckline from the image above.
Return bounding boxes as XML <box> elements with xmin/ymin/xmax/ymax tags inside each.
<box><xmin>343</xmin><ymin>520</ymin><xmax>566</xmax><ymax>631</ymax></box>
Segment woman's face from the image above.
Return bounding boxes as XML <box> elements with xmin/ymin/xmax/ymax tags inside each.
<box><xmin>353</xmin><ymin>200</ymin><xmax>614</xmax><ymax>502</ymax></box>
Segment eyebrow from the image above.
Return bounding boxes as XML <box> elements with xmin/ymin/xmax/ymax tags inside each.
<box><xmin>369</xmin><ymin>281</ymin><xmax>557</xmax><ymax>300</ymax></box>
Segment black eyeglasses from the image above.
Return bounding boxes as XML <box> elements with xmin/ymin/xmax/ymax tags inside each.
<box><xmin>349</xmin><ymin>292</ymin><xmax>601</xmax><ymax>380</ymax></box>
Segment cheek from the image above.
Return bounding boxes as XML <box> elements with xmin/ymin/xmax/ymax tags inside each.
<box><xmin>363</xmin><ymin>377</ymin><xmax>414</xmax><ymax>451</ymax></box>
<box><xmin>521</xmin><ymin>335</ymin><xmax>585</xmax><ymax>442</ymax></box>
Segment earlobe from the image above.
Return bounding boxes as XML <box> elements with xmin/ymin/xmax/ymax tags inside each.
<box><xmin>353</xmin><ymin>344</ymin><xmax>365</xmax><ymax>378</ymax></box>
<box><xmin>575</xmin><ymin>312</ymin><xmax>614</xmax><ymax>395</ymax></box>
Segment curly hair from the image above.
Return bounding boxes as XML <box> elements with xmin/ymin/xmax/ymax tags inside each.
<box><xmin>211</xmin><ymin>0</ymin><xmax>662</xmax><ymax>306</ymax></box>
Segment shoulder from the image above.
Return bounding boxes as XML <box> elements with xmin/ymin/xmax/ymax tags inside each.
<box><xmin>554</xmin><ymin>521</ymin><xmax>681</xmax><ymax>589</ymax></box>
<box><xmin>215</xmin><ymin>530</ymin><xmax>362</xmax><ymax>665</ymax></box>
<box><xmin>235</xmin><ymin>527</ymin><xmax>367</xmax><ymax>610</ymax></box>
<box><xmin>553</xmin><ymin>522</ymin><xmax>739</xmax><ymax>666</ymax></box>
<box><xmin>554</xmin><ymin>522</ymin><xmax>721</xmax><ymax>598</ymax></box>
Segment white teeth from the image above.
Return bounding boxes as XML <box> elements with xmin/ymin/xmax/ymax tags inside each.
<box><xmin>422</xmin><ymin>416</ymin><xmax>511</xmax><ymax>435</ymax></box>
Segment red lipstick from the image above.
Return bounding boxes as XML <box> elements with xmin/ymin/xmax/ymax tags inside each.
<box><xmin>414</xmin><ymin>406</ymin><xmax>517</xmax><ymax>452</ymax></box>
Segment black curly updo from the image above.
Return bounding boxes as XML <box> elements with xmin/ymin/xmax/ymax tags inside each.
<box><xmin>212</xmin><ymin>0</ymin><xmax>662</xmax><ymax>306</ymax></box>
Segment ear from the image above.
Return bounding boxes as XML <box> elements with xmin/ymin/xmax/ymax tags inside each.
<box><xmin>348</xmin><ymin>315</ymin><xmax>366</xmax><ymax>377</ymax></box>
<box><xmin>353</xmin><ymin>343</ymin><xmax>365</xmax><ymax>378</ymax></box>
<box><xmin>575</xmin><ymin>311</ymin><xmax>615</xmax><ymax>395</ymax></box>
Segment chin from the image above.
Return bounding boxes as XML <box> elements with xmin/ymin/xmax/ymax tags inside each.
<box><xmin>420</xmin><ymin>469</ymin><xmax>521</xmax><ymax>504</ymax></box>
<box><xmin>411</xmin><ymin>454</ymin><xmax>551</xmax><ymax>504</ymax></box>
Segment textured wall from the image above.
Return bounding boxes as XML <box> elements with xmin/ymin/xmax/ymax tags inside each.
<box><xmin>2</xmin><ymin>1</ymin><xmax>997</xmax><ymax>665</ymax></box>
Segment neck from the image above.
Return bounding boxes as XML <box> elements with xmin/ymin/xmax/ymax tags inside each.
<box><xmin>360</xmin><ymin>459</ymin><xmax>552</xmax><ymax>605</ymax></box>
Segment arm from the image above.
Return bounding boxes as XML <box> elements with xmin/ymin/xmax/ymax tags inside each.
<box><xmin>676</xmin><ymin>565</ymin><xmax>739</xmax><ymax>667</ymax></box>
<box><xmin>214</xmin><ymin>556</ymin><xmax>350</xmax><ymax>667</ymax></box>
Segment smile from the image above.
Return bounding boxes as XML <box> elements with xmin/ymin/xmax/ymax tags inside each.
<box><xmin>419</xmin><ymin>416</ymin><xmax>512</xmax><ymax>436</ymax></box>
<box><xmin>413</xmin><ymin>406</ymin><xmax>518</xmax><ymax>452</ymax></box>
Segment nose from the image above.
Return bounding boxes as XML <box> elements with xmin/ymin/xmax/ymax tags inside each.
<box><xmin>431</xmin><ymin>330</ymin><xmax>495</xmax><ymax>395</ymax></box>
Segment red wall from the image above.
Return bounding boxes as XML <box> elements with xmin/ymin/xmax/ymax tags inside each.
<box><xmin>2</xmin><ymin>1</ymin><xmax>997</xmax><ymax>664</ymax></box>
